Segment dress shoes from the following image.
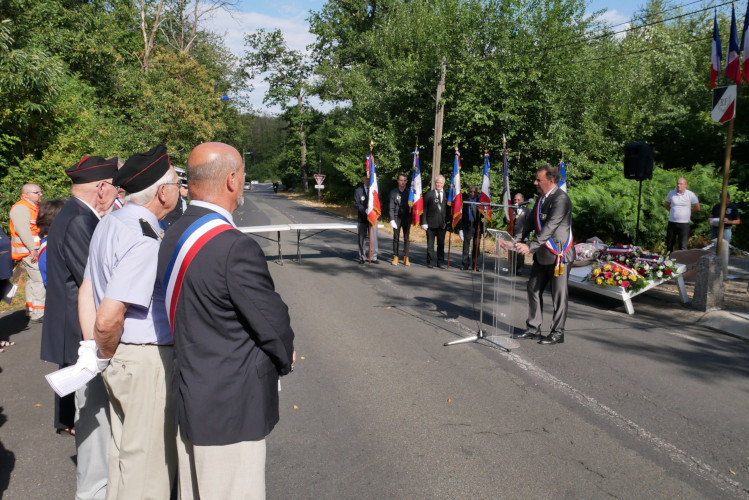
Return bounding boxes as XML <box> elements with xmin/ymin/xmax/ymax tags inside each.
<box><xmin>427</xmin><ymin>263</ymin><xmax>433</xmax><ymax>269</ymax></box>
<box><xmin>539</xmin><ymin>332</ymin><xmax>564</xmax><ymax>345</ymax></box>
<box><xmin>371</xmin><ymin>259</ymin><xmax>380</xmax><ymax>264</ymax></box>
<box><xmin>358</xmin><ymin>259</ymin><xmax>365</xmax><ymax>264</ymax></box>
<box><xmin>512</xmin><ymin>330</ymin><xmax>540</xmax><ymax>340</ymax></box>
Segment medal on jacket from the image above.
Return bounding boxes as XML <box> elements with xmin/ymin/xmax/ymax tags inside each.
<box><xmin>535</xmin><ymin>198</ymin><xmax>573</xmax><ymax>277</ymax></box>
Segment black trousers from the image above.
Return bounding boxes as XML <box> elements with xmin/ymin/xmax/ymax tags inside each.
<box><xmin>392</xmin><ymin>220</ymin><xmax>411</xmax><ymax>257</ymax></box>
<box><xmin>666</xmin><ymin>221</ymin><xmax>690</xmax><ymax>252</ymax></box>
<box><xmin>461</xmin><ymin>224</ymin><xmax>481</xmax><ymax>269</ymax></box>
<box><xmin>526</xmin><ymin>262</ymin><xmax>570</xmax><ymax>335</ymax></box>
<box><xmin>426</xmin><ymin>227</ymin><xmax>445</xmax><ymax>265</ymax></box>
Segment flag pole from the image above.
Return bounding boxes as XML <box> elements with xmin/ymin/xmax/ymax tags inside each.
<box><xmin>368</xmin><ymin>141</ymin><xmax>374</xmax><ymax>264</ymax></box>
<box><xmin>716</xmin><ymin>117</ymin><xmax>734</xmax><ymax>258</ymax></box>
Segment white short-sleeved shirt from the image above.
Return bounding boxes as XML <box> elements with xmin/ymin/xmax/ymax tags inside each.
<box><xmin>666</xmin><ymin>189</ymin><xmax>699</xmax><ymax>223</ymax></box>
<box><xmin>84</xmin><ymin>202</ymin><xmax>171</xmax><ymax>345</ymax></box>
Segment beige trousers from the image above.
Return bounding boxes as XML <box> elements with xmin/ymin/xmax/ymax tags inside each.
<box><xmin>102</xmin><ymin>344</ymin><xmax>176</xmax><ymax>500</ymax></box>
<box><xmin>177</xmin><ymin>429</ymin><xmax>266</xmax><ymax>500</ymax></box>
<box><xmin>21</xmin><ymin>255</ymin><xmax>45</xmax><ymax>319</ymax></box>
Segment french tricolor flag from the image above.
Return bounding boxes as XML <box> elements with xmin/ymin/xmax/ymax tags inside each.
<box><xmin>712</xmin><ymin>10</ymin><xmax>722</xmax><ymax>89</ymax></box>
<box><xmin>741</xmin><ymin>1</ymin><xmax>749</xmax><ymax>84</ymax></box>
<box><xmin>726</xmin><ymin>5</ymin><xmax>741</xmax><ymax>85</ymax></box>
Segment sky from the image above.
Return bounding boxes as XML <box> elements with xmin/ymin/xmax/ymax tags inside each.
<box><xmin>204</xmin><ymin>0</ymin><xmax>648</xmax><ymax>114</ymax></box>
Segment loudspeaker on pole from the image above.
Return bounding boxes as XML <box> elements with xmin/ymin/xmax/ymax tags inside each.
<box><xmin>624</xmin><ymin>142</ymin><xmax>654</xmax><ymax>180</ymax></box>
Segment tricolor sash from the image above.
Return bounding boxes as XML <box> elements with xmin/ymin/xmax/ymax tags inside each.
<box><xmin>163</xmin><ymin>213</ymin><xmax>234</xmax><ymax>331</ymax></box>
<box><xmin>535</xmin><ymin>198</ymin><xmax>573</xmax><ymax>277</ymax></box>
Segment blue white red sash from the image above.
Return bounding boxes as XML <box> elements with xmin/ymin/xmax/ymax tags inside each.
<box><xmin>38</xmin><ymin>238</ymin><xmax>47</xmax><ymax>258</ymax></box>
<box><xmin>163</xmin><ymin>213</ymin><xmax>234</xmax><ymax>331</ymax></box>
<box><xmin>535</xmin><ymin>197</ymin><xmax>573</xmax><ymax>277</ymax></box>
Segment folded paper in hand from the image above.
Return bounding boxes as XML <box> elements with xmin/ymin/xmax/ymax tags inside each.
<box><xmin>45</xmin><ymin>364</ymin><xmax>96</xmax><ymax>398</ymax></box>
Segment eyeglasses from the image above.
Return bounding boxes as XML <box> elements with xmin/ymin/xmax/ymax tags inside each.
<box><xmin>29</xmin><ymin>191</ymin><xmax>43</xmax><ymax>195</ymax></box>
<box><xmin>100</xmin><ymin>181</ymin><xmax>122</xmax><ymax>193</ymax></box>
<box><xmin>161</xmin><ymin>181</ymin><xmax>182</xmax><ymax>188</ymax></box>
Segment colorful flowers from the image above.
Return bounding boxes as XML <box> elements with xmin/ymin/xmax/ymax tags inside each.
<box><xmin>584</xmin><ymin>245</ymin><xmax>679</xmax><ymax>292</ymax></box>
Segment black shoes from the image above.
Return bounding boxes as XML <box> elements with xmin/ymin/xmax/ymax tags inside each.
<box><xmin>539</xmin><ymin>333</ymin><xmax>564</xmax><ymax>345</ymax></box>
<box><xmin>427</xmin><ymin>264</ymin><xmax>433</xmax><ymax>268</ymax></box>
<box><xmin>513</xmin><ymin>330</ymin><xmax>540</xmax><ymax>340</ymax></box>
<box><xmin>371</xmin><ymin>260</ymin><xmax>380</xmax><ymax>264</ymax></box>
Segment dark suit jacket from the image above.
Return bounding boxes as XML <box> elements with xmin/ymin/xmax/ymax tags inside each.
<box><xmin>157</xmin><ymin>205</ymin><xmax>295</xmax><ymax>446</ymax></box>
<box><xmin>41</xmin><ymin>198</ymin><xmax>99</xmax><ymax>365</ymax></box>
<box><xmin>528</xmin><ymin>187</ymin><xmax>576</xmax><ymax>266</ymax></box>
<box><xmin>461</xmin><ymin>197</ymin><xmax>482</xmax><ymax>233</ymax></box>
<box><xmin>389</xmin><ymin>188</ymin><xmax>410</xmax><ymax>223</ymax></box>
<box><xmin>513</xmin><ymin>206</ymin><xmax>531</xmax><ymax>242</ymax></box>
<box><xmin>355</xmin><ymin>184</ymin><xmax>381</xmax><ymax>225</ymax></box>
<box><xmin>420</xmin><ymin>189</ymin><xmax>447</xmax><ymax>229</ymax></box>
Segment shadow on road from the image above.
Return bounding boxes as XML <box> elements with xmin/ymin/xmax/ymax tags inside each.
<box><xmin>0</xmin><ymin>406</ymin><xmax>15</xmax><ymax>495</ymax></box>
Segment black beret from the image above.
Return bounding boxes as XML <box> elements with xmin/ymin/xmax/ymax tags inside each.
<box><xmin>65</xmin><ymin>156</ymin><xmax>119</xmax><ymax>184</ymax></box>
<box><xmin>114</xmin><ymin>144</ymin><xmax>171</xmax><ymax>193</ymax></box>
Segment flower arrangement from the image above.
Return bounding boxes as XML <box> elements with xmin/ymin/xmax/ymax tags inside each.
<box><xmin>585</xmin><ymin>245</ymin><xmax>679</xmax><ymax>292</ymax></box>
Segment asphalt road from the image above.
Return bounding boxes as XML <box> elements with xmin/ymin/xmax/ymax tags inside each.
<box><xmin>1</xmin><ymin>183</ymin><xmax>748</xmax><ymax>499</ymax></box>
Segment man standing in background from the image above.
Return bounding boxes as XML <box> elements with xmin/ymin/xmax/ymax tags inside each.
<box><xmin>41</xmin><ymin>156</ymin><xmax>120</xmax><ymax>499</ymax></box>
<box><xmin>665</xmin><ymin>177</ymin><xmax>700</xmax><ymax>252</ymax></box>
<box><xmin>9</xmin><ymin>183</ymin><xmax>45</xmax><ymax>322</ymax></box>
<box><xmin>421</xmin><ymin>175</ymin><xmax>447</xmax><ymax>268</ymax></box>
<box><xmin>389</xmin><ymin>174</ymin><xmax>411</xmax><ymax>265</ymax></box>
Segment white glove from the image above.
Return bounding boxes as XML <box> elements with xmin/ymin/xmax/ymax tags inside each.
<box><xmin>459</xmin><ymin>230</ymin><xmax>464</xmax><ymax>241</ymax></box>
<box><xmin>77</xmin><ymin>340</ymin><xmax>110</xmax><ymax>374</ymax></box>
<box><xmin>390</xmin><ymin>220</ymin><xmax>397</xmax><ymax>229</ymax></box>
<box><xmin>421</xmin><ymin>224</ymin><xmax>428</xmax><ymax>231</ymax></box>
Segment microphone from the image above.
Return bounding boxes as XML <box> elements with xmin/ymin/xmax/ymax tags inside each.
<box><xmin>516</xmin><ymin>199</ymin><xmax>534</xmax><ymax>206</ymax></box>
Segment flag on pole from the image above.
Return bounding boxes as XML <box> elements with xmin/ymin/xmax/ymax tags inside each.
<box><xmin>558</xmin><ymin>160</ymin><xmax>567</xmax><ymax>192</ymax></box>
<box><xmin>479</xmin><ymin>152</ymin><xmax>492</xmax><ymax>222</ymax></box>
<box><xmin>712</xmin><ymin>10</ymin><xmax>722</xmax><ymax>89</ymax></box>
<box><xmin>727</xmin><ymin>5</ymin><xmax>741</xmax><ymax>85</ymax></box>
<box><xmin>366</xmin><ymin>154</ymin><xmax>380</xmax><ymax>227</ymax></box>
<box><xmin>741</xmin><ymin>2</ymin><xmax>749</xmax><ymax>84</ymax></box>
<box><xmin>408</xmin><ymin>148</ymin><xmax>423</xmax><ymax>226</ymax></box>
<box><xmin>501</xmin><ymin>150</ymin><xmax>511</xmax><ymax>230</ymax></box>
<box><xmin>447</xmin><ymin>150</ymin><xmax>463</xmax><ymax>229</ymax></box>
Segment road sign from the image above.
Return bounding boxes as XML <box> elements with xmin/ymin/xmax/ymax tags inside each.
<box><xmin>314</xmin><ymin>174</ymin><xmax>326</xmax><ymax>185</ymax></box>
<box><xmin>712</xmin><ymin>85</ymin><xmax>737</xmax><ymax>123</ymax></box>
<box><xmin>314</xmin><ymin>185</ymin><xmax>325</xmax><ymax>189</ymax></box>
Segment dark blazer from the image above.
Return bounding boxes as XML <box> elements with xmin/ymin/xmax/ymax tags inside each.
<box><xmin>389</xmin><ymin>188</ymin><xmax>410</xmax><ymax>223</ymax></box>
<box><xmin>528</xmin><ymin>187</ymin><xmax>575</xmax><ymax>266</ymax></box>
<box><xmin>157</xmin><ymin>205</ymin><xmax>295</xmax><ymax>446</ymax></box>
<box><xmin>355</xmin><ymin>184</ymin><xmax>381</xmax><ymax>224</ymax></box>
<box><xmin>513</xmin><ymin>206</ymin><xmax>532</xmax><ymax>242</ymax></box>
<box><xmin>420</xmin><ymin>189</ymin><xmax>447</xmax><ymax>229</ymax></box>
<box><xmin>41</xmin><ymin>198</ymin><xmax>99</xmax><ymax>365</ymax></box>
<box><xmin>461</xmin><ymin>197</ymin><xmax>482</xmax><ymax>232</ymax></box>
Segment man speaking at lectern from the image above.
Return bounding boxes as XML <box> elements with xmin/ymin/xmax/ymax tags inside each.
<box><xmin>514</xmin><ymin>164</ymin><xmax>575</xmax><ymax>346</ymax></box>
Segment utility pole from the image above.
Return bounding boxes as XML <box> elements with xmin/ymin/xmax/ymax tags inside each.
<box><xmin>431</xmin><ymin>56</ymin><xmax>447</xmax><ymax>189</ymax></box>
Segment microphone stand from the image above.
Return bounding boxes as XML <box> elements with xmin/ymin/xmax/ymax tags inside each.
<box><xmin>444</xmin><ymin>201</ymin><xmax>519</xmax><ymax>352</ymax></box>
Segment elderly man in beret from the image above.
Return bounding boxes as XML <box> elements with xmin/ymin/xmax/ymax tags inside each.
<box><xmin>41</xmin><ymin>155</ymin><xmax>121</xmax><ymax>500</ymax></box>
<box><xmin>78</xmin><ymin>144</ymin><xmax>180</xmax><ymax>499</ymax></box>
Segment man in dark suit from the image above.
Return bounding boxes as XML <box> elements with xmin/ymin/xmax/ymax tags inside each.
<box><xmin>355</xmin><ymin>175</ymin><xmax>380</xmax><ymax>263</ymax></box>
<box><xmin>157</xmin><ymin>142</ymin><xmax>295</xmax><ymax>498</ymax></box>
<box><xmin>459</xmin><ymin>185</ymin><xmax>482</xmax><ymax>271</ymax></box>
<box><xmin>515</xmin><ymin>164</ymin><xmax>575</xmax><ymax>345</ymax></box>
<box><xmin>420</xmin><ymin>174</ymin><xmax>448</xmax><ymax>268</ymax></box>
<box><xmin>40</xmin><ymin>155</ymin><xmax>120</xmax><ymax>499</ymax></box>
<box><xmin>388</xmin><ymin>173</ymin><xmax>410</xmax><ymax>265</ymax></box>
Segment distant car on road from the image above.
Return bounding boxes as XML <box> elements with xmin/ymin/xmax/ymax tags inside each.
<box><xmin>244</xmin><ymin>182</ymin><xmax>251</xmax><ymax>190</ymax></box>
